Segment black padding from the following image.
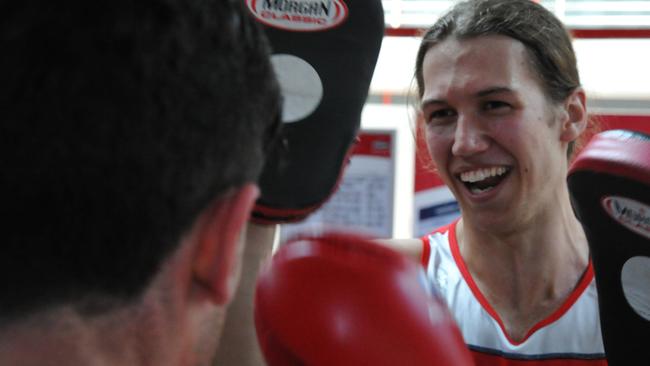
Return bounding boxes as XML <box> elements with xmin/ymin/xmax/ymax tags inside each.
<box><xmin>247</xmin><ymin>0</ymin><xmax>384</xmax><ymax>223</ymax></box>
<box><xmin>568</xmin><ymin>130</ymin><xmax>650</xmax><ymax>365</ymax></box>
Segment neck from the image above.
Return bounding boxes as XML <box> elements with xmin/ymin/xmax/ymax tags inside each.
<box><xmin>0</xmin><ymin>306</ymin><xmax>138</xmax><ymax>366</ymax></box>
<box><xmin>461</xmin><ymin>183</ymin><xmax>588</xmax><ymax>274</ymax></box>
<box><xmin>0</xmin><ymin>236</ymin><xmax>203</xmax><ymax>366</ymax></box>
<box><xmin>0</xmin><ymin>283</ymin><xmax>181</xmax><ymax>366</ymax></box>
<box><xmin>457</xmin><ymin>184</ymin><xmax>590</xmax><ymax>336</ymax></box>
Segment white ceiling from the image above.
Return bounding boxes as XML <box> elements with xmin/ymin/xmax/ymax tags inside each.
<box><xmin>382</xmin><ymin>0</ymin><xmax>650</xmax><ymax>28</ymax></box>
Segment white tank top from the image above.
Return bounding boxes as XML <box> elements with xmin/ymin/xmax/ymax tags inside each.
<box><xmin>421</xmin><ymin>220</ymin><xmax>608</xmax><ymax>365</ymax></box>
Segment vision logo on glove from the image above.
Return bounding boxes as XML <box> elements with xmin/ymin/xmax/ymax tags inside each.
<box><xmin>246</xmin><ymin>0</ymin><xmax>349</xmax><ymax>31</ymax></box>
<box><xmin>602</xmin><ymin>196</ymin><xmax>650</xmax><ymax>240</ymax></box>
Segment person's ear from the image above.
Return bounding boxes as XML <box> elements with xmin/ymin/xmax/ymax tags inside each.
<box><xmin>192</xmin><ymin>184</ymin><xmax>259</xmax><ymax>305</ymax></box>
<box><xmin>559</xmin><ymin>87</ymin><xmax>588</xmax><ymax>143</ymax></box>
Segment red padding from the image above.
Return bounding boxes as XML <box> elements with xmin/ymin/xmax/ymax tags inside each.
<box><xmin>569</xmin><ymin>130</ymin><xmax>650</xmax><ymax>185</ymax></box>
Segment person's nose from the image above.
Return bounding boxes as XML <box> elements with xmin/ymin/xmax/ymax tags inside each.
<box><xmin>451</xmin><ymin>114</ymin><xmax>489</xmax><ymax>157</ymax></box>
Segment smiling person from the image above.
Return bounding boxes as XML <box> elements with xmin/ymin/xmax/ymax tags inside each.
<box><xmin>387</xmin><ymin>0</ymin><xmax>608</xmax><ymax>364</ymax></box>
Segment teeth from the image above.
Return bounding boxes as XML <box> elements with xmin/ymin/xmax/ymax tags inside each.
<box><xmin>460</xmin><ymin>166</ymin><xmax>507</xmax><ymax>183</ymax></box>
<box><xmin>470</xmin><ymin>186</ymin><xmax>493</xmax><ymax>194</ymax></box>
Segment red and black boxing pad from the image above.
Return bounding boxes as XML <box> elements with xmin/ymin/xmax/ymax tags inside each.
<box><xmin>245</xmin><ymin>1</ymin><xmax>384</xmax><ymax>223</ymax></box>
<box><xmin>254</xmin><ymin>233</ymin><xmax>474</xmax><ymax>365</ymax></box>
<box><xmin>568</xmin><ymin>130</ymin><xmax>650</xmax><ymax>365</ymax></box>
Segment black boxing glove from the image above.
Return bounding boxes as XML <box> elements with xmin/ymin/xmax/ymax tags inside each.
<box><xmin>245</xmin><ymin>0</ymin><xmax>384</xmax><ymax>224</ymax></box>
<box><xmin>568</xmin><ymin>129</ymin><xmax>650</xmax><ymax>365</ymax></box>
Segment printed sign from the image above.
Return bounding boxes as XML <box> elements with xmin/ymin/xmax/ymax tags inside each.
<box><xmin>602</xmin><ymin>196</ymin><xmax>650</xmax><ymax>240</ymax></box>
<box><xmin>280</xmin><ymin>131</ymin><xmax>395</xmax><ymax>241</ymax></box>
<box><xmin>246</xmin><ymin>0</ymin><xmax>349</xmax><ymax>32</ymax></box>
<box><xmin>413</xmin><ymin>128</ymin><xmax>460</xmax><ymax>237</ymax></box>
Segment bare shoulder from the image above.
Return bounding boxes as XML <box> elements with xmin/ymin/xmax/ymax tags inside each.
<box><xmin>374</xmin><ymin>238</ymin><xmax>423</xmax><ymax>263</ymax></box>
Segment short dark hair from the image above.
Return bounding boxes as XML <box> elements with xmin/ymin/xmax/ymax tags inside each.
<box><xmin>0</xmin><ymin>0</ymin><xmax>280</xmax><ymax>320</ymax></box>
<box><xmin>414</xmin><ymin>0</ymin><xmax>584</xmax><ymax>156</ymax></box>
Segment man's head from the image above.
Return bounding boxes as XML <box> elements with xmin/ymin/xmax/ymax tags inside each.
<box><xmin>414</xmin><ymin>0</ymin><xmax>584</xmax><ymax>157</ymax></box>
<box><xmin>1</xmin><ymin>0</ymin><xmax>279</xmax><ymax>329</ymax></box>
<box><xmin>415</xmin><ymin>0</ymin><xmax>589</xmax><ymax>232</ymax></box>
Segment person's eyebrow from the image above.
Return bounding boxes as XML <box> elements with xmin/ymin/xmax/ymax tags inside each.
<box><xmin>420</xmin><ymin>98</ymin><xmax>446</xmax><ymax>111</ymax></box>
<box><xmin>420</xmin><ymin>86</ymin><xmax>516</xmax><ymax>111</ymax></box>
<box><xmin>476</xmin><ymin>86</ymin><xmax>514</xmax><ymax>97</ymax></box>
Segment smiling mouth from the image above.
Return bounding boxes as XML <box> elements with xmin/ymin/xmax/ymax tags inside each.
<box><xmin>458</xmin><ymin>166</ymin><xmax>511</xmax><ymax>194</ymax></box>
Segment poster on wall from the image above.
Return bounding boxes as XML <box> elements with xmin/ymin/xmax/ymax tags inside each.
<box><xmin>280</xmin><ymin>130</ymin><xmax>396</xmax><ymax>241</ymax></box>
<box><xmin>414</xmin><ymin>188</ymin><xmax>459</xmax><ymax>237</ymax></box>
<box><xmin>413</xmin><ymin>175</ymin><xmax>460</xmax><ymax>237</ymax></box>
<box><xmin>413</xmin><ymin>130</ymin><xmax>460</xmax><ymax>238</ymax></box>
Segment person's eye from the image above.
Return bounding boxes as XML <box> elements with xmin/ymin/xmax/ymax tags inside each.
<box><xmin>483</xmin><ymin>101</ymin><xmax>511</xmax><ymax>112</ymax></box>
<box><xmin>427</xmin><ymin>108</ymin><xmax>456</xmax><ymax>124</ymax></box>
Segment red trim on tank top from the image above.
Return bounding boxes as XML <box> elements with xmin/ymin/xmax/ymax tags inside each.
<box><xmin>420</xmin><ymin>236</ymin><xmax>430</xmax><ymax>268</ymax></box>
<box><xmin>446</xmin><ymin>220</ymin><xmax>595</xmax><ymax>346</ymax></box>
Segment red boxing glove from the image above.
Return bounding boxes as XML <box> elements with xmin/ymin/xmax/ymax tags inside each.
<box><xmin>254</xmin><ymin>233</ymin><xmax>474</xmax><ymax>366</ymax></box>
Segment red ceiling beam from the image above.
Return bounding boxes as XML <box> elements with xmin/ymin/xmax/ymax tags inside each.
<box><xmin>385</xmin><ymin>27</ymin><xmax>650</xmax><ymax>39</ymax></box>
<box><xmin>570</xmin><ymin>28</ymin><xmax>650</xmax><ymax>39</ymax></box>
